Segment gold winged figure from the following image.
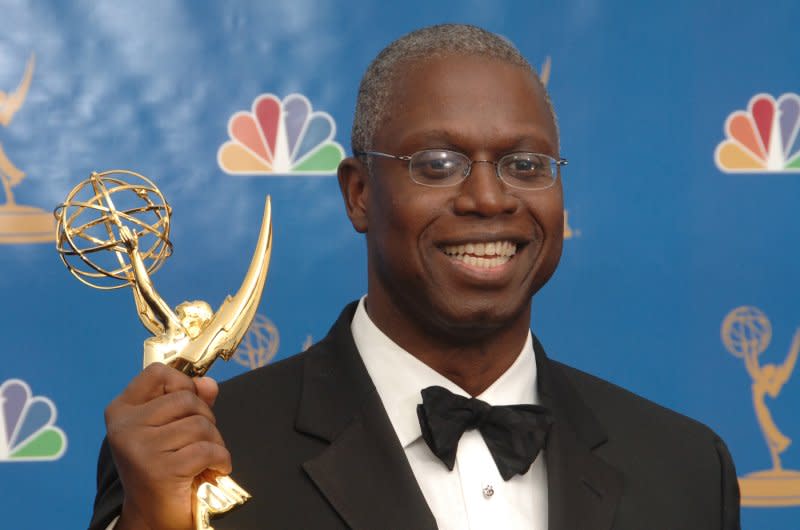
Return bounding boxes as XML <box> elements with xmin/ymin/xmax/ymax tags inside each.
<box><xmin>0</xmin><ymin>53</ymin><xmax>34</xmax><ymax>205</ymax></box>
<box><xmin>117</xmin><ymin>201</ymin><xmax>272</xmax><ymax>378</ymax></box>
<box><xmin>0</xmin><ymin>52</ymin><xmax>55</xmax><ymax>244</ymax></box>
<box><xmin>744</xmin><ymin>329</ymin><xmax>800</xmax><ymax>471</ymax></box>
<box><xmin>0</xmin><ymin>52</ymin><xmax>34</xmax><ymax>127</ymax></box>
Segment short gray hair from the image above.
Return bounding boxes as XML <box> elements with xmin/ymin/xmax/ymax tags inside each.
<box><xmin>351</xmin><ymin>24</ymin><xmax>556</xmax><ymax>153</ymax></box>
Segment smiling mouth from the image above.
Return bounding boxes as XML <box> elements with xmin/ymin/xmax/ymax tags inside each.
<box><xmin>441</xmin><ymin>240</ymin><xmax>518</xmax><ymax>268</ymax></box>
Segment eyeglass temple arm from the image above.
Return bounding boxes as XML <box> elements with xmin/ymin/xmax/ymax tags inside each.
<box><xmin>353</xmin><ymin>150</ymin><xmax>411</xmax><ymax>161</ymax></box>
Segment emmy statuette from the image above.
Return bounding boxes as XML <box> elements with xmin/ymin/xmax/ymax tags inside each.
<box><xmin>722</xmin><ymin>306</ymin><xmax>800</xmax><ymax>507</ymax></box>
<box><xmin>55</xmin><ymin>170</ymin><xmax>272</xmax><ymax>529</ymax></box>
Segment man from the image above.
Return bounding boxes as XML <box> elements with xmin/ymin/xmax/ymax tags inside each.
<box><xmin>90</xmin><ymin>24</ymin><xmax>740</xmax><ymax>530</ymax></box>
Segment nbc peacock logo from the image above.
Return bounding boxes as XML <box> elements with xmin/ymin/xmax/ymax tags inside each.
<box><xmin>715</xmin><ymin>93</ymin><xmax>800</xmax><ymax>173</ymax></box>
<box><xmin>0</xmin><ymin>379</ymin><xmax>67</xmax><ymax>462</ymax></box>
<box><xmin>218</xmin><ymin>93</ymin><xmax>345</xmax><ymax>175</ymax></box>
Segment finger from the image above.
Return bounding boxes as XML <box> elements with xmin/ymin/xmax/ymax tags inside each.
<box><xmin>194</xmin><ymin>377</ymin><xmax>219</xmax><ymax>407</ymax></box>
<box><xmin>169</xmin><ymin>441</ymin><xmax>232</xmax><ymax>478</ymax></box>
<box><xmin>118</xmin><ymin>363</ymin><xmax>197</xmax><ymax>405</ymax></box>
<box><xmin>154</xmin><ymin>415</ymin><xmax>225</xmax><ymax>452</ymax></box>
<box><xmin>135</xmin><ymin>389</ymin><xmax>217</xmax><ymax>427</ymax></box>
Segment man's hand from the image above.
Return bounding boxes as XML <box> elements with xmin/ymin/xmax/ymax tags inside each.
<box><xmin>105</xmin><ymin>363</ymin><xmax>231</xmax><ymax>530</ymax></box>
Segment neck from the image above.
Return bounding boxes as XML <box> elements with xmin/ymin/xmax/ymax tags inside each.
<box><xmin>365</xmin><ymin>295</ymin><xmax>531</xmax><ymax>397</ymax></box>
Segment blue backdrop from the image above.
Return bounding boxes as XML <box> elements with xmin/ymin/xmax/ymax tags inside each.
<box><xmin>1</xmin><ymin>1</ymin><xmax>798</xmax><ymax>528</ymax></box>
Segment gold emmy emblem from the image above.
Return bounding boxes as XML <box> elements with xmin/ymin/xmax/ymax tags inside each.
<box><xmin>537</xmin><ymin>57</ymin><xmax>577</xmax><ymax>242</ymax></box>
<box><xmin>722</xmin><ymin>306</ymin><xmax>800</xmax><ymax>506</ymax></box>
<box><xmin>0</xmin><ymin>53</ymin><xmax>54</xmax><ymax>244</ymax></box>
<box><xmin>234</xmin><ymin>313</ymin><xmax>279</xmax><ymax>370</ymax></box>
<box><xmin>563</xmin><ymin>210</ymin><xmax>578</xmax><ymax>240</ymax></box>
<box><xmin>539</xmin><ymin>56</ymin><xmax>551</xmax><ymax>87</ymax></box>
<box><xmin>54</xmin><ymin>170</ymin><xmax>273</xmax><ymax>529</ymax></box>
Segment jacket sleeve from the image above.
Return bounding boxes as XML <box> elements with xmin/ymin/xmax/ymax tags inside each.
<box><xmin>715</xmin><ymin>436</ymin><xmax>741</xmax><ymax>530</ymax></box>
<box><xmin>87</xmin><ymin>438</ymin><xmax>124</xmax><ymax>530</ymax></box>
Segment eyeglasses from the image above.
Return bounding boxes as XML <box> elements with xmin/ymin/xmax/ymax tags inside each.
<box><xmin>354</xmin><ymin>148</ymin><xmax>567</xmax><ymax>190</ymax></box>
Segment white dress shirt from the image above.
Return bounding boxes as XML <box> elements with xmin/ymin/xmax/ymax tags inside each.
<box><xmin>351</xmin><ymin>297</ymin><xmax>547</xmax><ymax>530</ymax></box>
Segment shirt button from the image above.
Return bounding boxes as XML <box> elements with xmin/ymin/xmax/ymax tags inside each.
<box><xmin>482</xmin><ymin>484</ymin><xmax>494</xmax><ymax>498</ymax></box>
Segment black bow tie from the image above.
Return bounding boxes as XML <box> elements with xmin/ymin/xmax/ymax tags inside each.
<box><xmin>417</xmin><ymin>385</ymin><xmax>553</xmax><ymax>481</ymax></box>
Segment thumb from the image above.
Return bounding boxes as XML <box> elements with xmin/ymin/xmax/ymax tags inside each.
<box><xmin>194</xmin><ymin>376</ymin><xmax>219</xmax><ymax>407</ymax></box>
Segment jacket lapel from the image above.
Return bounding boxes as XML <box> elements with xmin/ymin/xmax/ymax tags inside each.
<box><xmin>296</xmin><ymin>304</ymin><xmax>437</xmax><ymax>530</ymax></box>
<box><xmin>534</xmin><ymin>337</ymin><xmax>623</xmax><ymax>530</ymax></box>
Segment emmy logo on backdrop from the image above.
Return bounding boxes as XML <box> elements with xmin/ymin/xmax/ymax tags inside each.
<box><xmin>55</xmin><ymin>170</ymin><xmax>273</xmax><ymax>529</ymax></box>
<box><xmin>537</xmin><ymin>57</ymin><xmax>578</xmax><ymax>241</ymax></box>
<box><xmin>563</xmin><ymin>209</ymin><xmax>579</xmax><ymax>240</ymax></box>
<box><xmin>234</xmin><ymin>313</ymin><xmax>279</xmax><ymax>370</ymax></box>
<box><xmin>0</xmin><ymin>53</ymin><xmax>54</xmax><ymax>244</ymax></box>
<box><xmin>722</xmin><ymin>306</ymin><xmax>800</xmax><ymax>506</ymax></box>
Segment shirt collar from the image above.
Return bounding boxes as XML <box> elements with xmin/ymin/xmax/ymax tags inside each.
<box><xmin>351</xmin><ymin>296</ymin><xmax>539</xmax><ymax>449</ymax></box>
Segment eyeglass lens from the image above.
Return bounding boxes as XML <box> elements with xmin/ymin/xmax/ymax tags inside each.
<box><xmin>409</xmin><ymin>150</ymin><xmax>557</xmax><ymax>189</ymax></box>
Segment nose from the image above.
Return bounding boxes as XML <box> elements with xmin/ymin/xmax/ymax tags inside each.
<box><xmin>452</xmin><ymin>160</ymin><xmax>517</xmax><ymax>217</ymax></box>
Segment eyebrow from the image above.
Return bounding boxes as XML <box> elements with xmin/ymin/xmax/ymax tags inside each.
<box><xmin>399</xmin><ymin>128</ymin><xmax>558</xmax><ymax>155</ymax></box>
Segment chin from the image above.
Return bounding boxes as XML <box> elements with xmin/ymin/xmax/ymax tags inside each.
<box><xmin>426</xmin><ymin>294</ymin><xmax>532</xmax><ymax>341</ymax></box>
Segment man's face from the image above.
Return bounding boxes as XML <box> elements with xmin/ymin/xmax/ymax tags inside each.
<box><xmin>349</xmin><ymin>54</ymin><xmax>563</xmax><ymax>340</ymax></box>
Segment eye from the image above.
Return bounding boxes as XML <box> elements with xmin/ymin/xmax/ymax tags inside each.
<box><xmin>411</xmin><ymin>150</ymin><xmax>465</xmax><ymax>181</ymax></box>
<box><xmin>427</xmin><ymin>158</ymin><xmax>455</xmax><ymax>172</ymax></box>
<box><xmin>510</xmin><ymin>159</ymin><xmax>536</xmax><ymax>172</ymax></box>
<box><xmin>501</xmin><ymin>153</ymin><xmax>554</xmax><ymax>183</ymax></box>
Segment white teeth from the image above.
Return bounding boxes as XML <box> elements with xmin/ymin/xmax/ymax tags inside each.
<box><xmin>441</xmin><ymin>240</ymin><xmax>518</xmax><ymax>268</ymax></box>
<box><xmin>442</xmin><ymin>240</ymin><xmax>518</xmax><ymax>259</ymax></box>
<box><xmin>447</xmin><ymin>254</ymin><xmax>512</xmax><ymax>268</ymax></box>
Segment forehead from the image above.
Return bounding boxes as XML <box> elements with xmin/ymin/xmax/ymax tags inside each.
<box><xmin>373</xmin><ymin>54</ymin><xmax>558</xmax><ymax>155</ymax></box>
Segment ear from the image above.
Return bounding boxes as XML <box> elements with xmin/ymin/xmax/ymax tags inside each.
<box><xmin>337</xmin><ymin>156</ymin><xmax>369</xmax><ymax>233</ymax></box>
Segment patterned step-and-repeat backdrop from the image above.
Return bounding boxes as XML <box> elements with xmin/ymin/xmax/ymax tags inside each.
<box><xmin>0</xmin><ymin>2</ymin><xmax>798</xmax><ymax>528</ymax></box>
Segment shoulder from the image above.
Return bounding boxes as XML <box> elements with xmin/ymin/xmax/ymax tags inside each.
<box><xmin>215</xmin><ymin>343</ymin><xmax>324</xmax><ymax>414</ymax></box>
<box><xmin>552</xmin><ymin>359</ymin><xmax>721</xmax><ymax>441</ymax></box>
<box><xmin>552</xmin><ymin>359</ymin><xmax>724</xmax><ymax>446</ymax></box>
<box><xmin>552</xmin><ymin>359</ymin><xmax>738</xmax><ymax>508</ymax></box>
<box><xmin>216</xmin><ymin>302</ymin><xmax>358</xmax><ymax>405</ymax></box>
<box><xmin>550</xmin><ymin>360</ymin><xmax>740</xmax><ymax>525</ymax></box>
<box><xmin>219</xmin><ymin>349</ymin><xmax>307</xmax><ymax>395</ymax></box>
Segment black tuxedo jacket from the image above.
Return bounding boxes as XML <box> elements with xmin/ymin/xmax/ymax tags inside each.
<box><xmin>90</xmin><ymin>303</ymin><xmax>740</xmax><ymax>529</ymax></box>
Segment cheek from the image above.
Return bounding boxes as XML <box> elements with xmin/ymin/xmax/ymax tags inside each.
<box><xmin>530</xmin><ymin>187</ymin><xmax>564</xmax><ymax>238</ymax></box>
<box><xmin>527</xmin><ymin>188</ymin><xmax>564</xmax><ymax>287</ymax></box>
<box><xmin>367</xmin><ymin>183</ymin><xmax>422</xmax><ymax>259</ymax></box>
<box><xmin>371</xmin><ymin>182</ymin><xmax>444</xmax><ymax>246</ymax></box>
